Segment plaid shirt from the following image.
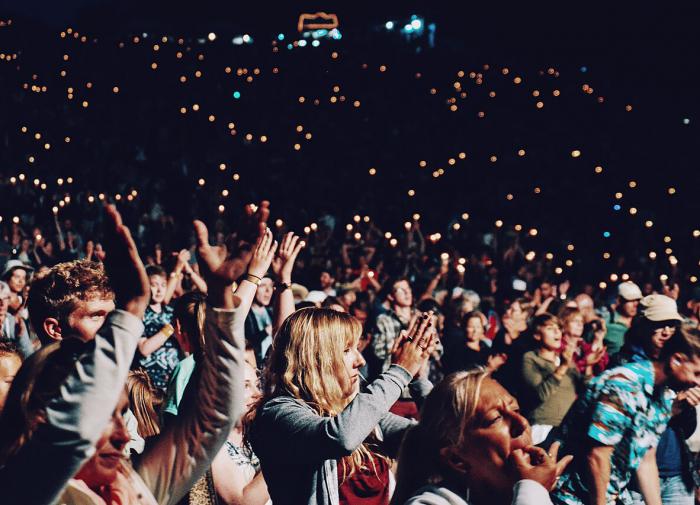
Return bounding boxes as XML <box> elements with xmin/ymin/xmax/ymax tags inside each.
<box><xmin>371</xmin><ymin>310</ymin><xmax>408</xmax><ymax>372</ymax></box>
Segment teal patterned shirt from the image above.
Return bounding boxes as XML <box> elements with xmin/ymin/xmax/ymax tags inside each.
<box><xmin>552</xmin><ymin>359</ymin><xmax>674</xmax><ymax>505</ymax></box>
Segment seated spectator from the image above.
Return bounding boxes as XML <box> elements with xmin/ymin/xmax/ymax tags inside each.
<box><xmin>552</xmin><ymin>322</ymin><xmax>700</xmax><ymax>505</ymax></box>
<box><xmin>521</xmin><ymin>314</ymin><xmax>592</xmax><ymax>443</ymax></box>
<box><xmin>1</xmin><ymin>259</ymin><xmax>33</xmax><ymax>317</ymax></box>
<box><xmin>137</xmin><ymin>265</ymin><xmax>182</xmax><ymax>391</ymax></box>
<box><xmin>27</xmin><ymin>259</ymin><xmax>115</xmax><ymax>344</ymax></box>
<box><xmin>126</xmin><ymin>369</ymin><xmax>163</xmax><ymax>453</ymax></box>
<box><xmin>0</xmin><ymin>205</ymin><xmax>149</xmax><ymax>504</ymax></box>
<box><xmin>250</xmin><ymin>308</ymin><xmax>436</xmax><ymax>505</ymax></box>
<box><xmin>0</xmin><ymin>281</ymin><xmax>33</xmax><ymax>358</ymax></box>
<box><xmin>604</xmin><ymin>281</ymin><xmax>643</xmax><ymax>356</ymax></box>
<box><xmin>559</xmin><ymin>307</ymin><xmax>608</xmax><ymax>375</ymax></box>
<box><xmin>244</xmin><ymin>277</ymin><xmax>274</xmax><ymax>366</ymax></box>
<box><xmin>371</xmin><ymin>276</ymin><xmax>416</xmax><ymax>376</ymax></box>
<box><xmin>392</xmin><ymin>370</ymin><xmax>572</xmax><ymax>505</ymax></box>
<box><xmin>211</xmin><ymin>360</ymin><xmax>270</xmax><ymax>505</ymax></box>
<box><xmin>443</xmin><ymin>311</ymin><xmax>493</xmax><ymax>375</ymax></box>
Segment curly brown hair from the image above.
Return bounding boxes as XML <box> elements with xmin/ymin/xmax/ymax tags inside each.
<box><xmin>28</xmin><ymin>260</ymin><xmax>114</xmax><ymax>345</ymax></box>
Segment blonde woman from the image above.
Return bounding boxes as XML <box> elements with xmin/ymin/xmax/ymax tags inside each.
<box><xmin>392</xmin><ymin>370</ymin><xmax>573</xmax><ymax>505</ymax></box>
<box><xmin>249</xmin><ymin>308</ymin><xmax>437</xmax><ymax>505</ymax></box>
<box><xmin>125</xmin><ymin>369</ymin><xmax>163</xmax><ymax>454</ymax></box>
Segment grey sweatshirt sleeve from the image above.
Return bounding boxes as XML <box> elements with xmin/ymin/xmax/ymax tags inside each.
<box><xmin>0</xmin><ymin>310</ymin><xmax>143</xmax><ymax>505</ymax></box>
<box><xmin>252</xmin><ymin>364</ymin><xmax>413</xmax><ymax>463</ymax></box>
<box><xmin>136</xmin><ymin>307</ymin><xmax>246</xmax><ymax>505</ymax></box>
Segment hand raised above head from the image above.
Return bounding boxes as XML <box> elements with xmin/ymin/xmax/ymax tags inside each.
<box><xmin>193</xmin><ymin>220</ymin><xmax>246</xmax><ymax>285</ymax></box>
<box><xmin>102</xmin><ymin>204</ymin><xmax>149</xmax><ymax>318</ymax></box>
<box><xmin>239</xmin><ymin>200</ymin><xmax>270</xmax><ymax>244</ymax></box>
<box><xmin>270</xmin><ymin>231</ymin><xmax>304</xmax><ymax>283</ymax></box>
<box><xmin>247</xmin><ymin>227</ymin><xmax>278</xmax><ymax>280</ymax></box>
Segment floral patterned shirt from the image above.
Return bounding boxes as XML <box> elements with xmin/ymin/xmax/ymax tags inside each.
<box><xmin>138</xmin><ymin>304</ymin><xmax>181</xmax><ymax>390</ymax></box>
<box><xmin>552</xmin><ymin>359</ymin><xmax>674</xmax><ymax>505</ymax></box>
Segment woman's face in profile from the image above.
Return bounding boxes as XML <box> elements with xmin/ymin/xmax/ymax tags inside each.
<box><xmin>450</xmin><ymin>379</ymin><xmax>532</xmax><ymax>491</ymax></box>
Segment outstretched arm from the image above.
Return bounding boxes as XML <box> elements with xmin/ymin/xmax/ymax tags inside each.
<box><xmin>0</xmin><ymin>204</ymin><xmax>149</xmax><ymax>505</ymax></box>
<box><xmin>136</xmin><ymin>220</ymin><xmax>277</xmax><ymax>505</ymax></box>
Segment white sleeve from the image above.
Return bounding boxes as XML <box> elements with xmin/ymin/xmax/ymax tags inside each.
<box><xmin>511</xmin><ymin>480</ymin><xmax>552</xmax><ymax>505</ymax></box>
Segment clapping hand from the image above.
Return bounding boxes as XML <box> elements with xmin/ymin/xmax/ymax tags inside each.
<box><xmin>391</xmin><ymin>312</ymin><xmax>438</xmax><ymax>377</ymax></box>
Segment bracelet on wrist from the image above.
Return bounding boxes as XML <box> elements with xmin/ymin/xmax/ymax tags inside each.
<box><xmin>161</xmin><ymin>324</ymin><xmax>175</xmax><ymax>338</ymax></box>
<box><xmin>244</xmin><ymin>274</ymin><xmax>262</xmax><ymax>286</ymax></box>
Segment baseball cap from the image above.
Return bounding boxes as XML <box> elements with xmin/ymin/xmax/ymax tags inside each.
<box><xmin>640</xmin><ymin>294</ymin><xmax>682</xmax><ymax>322</ymax></box>
<box><xmin>617</xmin><ymin>281</ymin><xmax>643</xmax><ymax>301</ymax></box>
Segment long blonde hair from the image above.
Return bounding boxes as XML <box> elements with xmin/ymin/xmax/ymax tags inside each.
<box><xmin>391</xmin><ymin>369</ymin><xmax>490</xmax><ymax>504</ymax></box>
<box><xmin>258</xmin><ymin>307</ymin><xmax>383</xmax><ymax>480</ymax></box>
<box><xmin>126</xmin><ymin>369</ymin><xmax>162</xmax><ymax>438</ymax></box>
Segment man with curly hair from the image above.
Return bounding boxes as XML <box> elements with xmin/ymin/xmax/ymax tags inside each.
<box><xmin>27</xmin><ymin>259</ymin><xmax>116</xmax><ymax>344</ymax></box>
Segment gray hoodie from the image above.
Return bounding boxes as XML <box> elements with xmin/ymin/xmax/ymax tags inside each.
<box><xmin>250</xmin><ymin>364</ymin><xmax>432</xmax><ymax>505</ymax></box>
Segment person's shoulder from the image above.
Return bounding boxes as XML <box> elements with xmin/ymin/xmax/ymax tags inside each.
<box><xmin>595</xmin><ymin>361</ymin><xmax>650</xmax><ymax>393</ymax></box>
<box><xmin>404</xmin><ymin>485</ymin><xmax>467</xmax><ymax>505</ymax></box>
<box><xmin>522</xmin><ymin>350</ymin><xmax>539</xmax><ymax>360</ymax></box>
<box><xmin>259</xmin><ymin>395</ymin><xmax>312</xmax><ymax>416</ymax></box>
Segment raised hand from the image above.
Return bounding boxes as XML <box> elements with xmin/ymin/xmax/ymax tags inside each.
<box><xmin>240</xmin><ymin>200</ymin><xmax>270</xmax><ymax>244</ymax></box>
<box><xmin>94</xmin><ymin>243</ymin><xmax>106</xmax><ymax>262</ymax></box>
<box><xmin>102</xmin><ymin>204</ymin><xmax>149</xmax><ymax>318</ymax></box>
<box><xmin>271</xmin><ymin>232</ymin><xmax>305</xmax><ymax>283</ymax></box>
<box><xmin>247</xmin><ymin>227</ymin><xmax>278</xmax><ymax>279</ymax></box>
<box><xmin>390</xmin><ymin>312</ymin><xmax>437</xmax><ymax>377</ymax></box>
<box><xmin>193</xmin><ymin>219</ymin><xmax>247</xmax><ymax>309</ymax></box>
<box><xmin>172</xmin><ymin>248</ymin><xmax>191</xmax><ymax>273</ymax></box>
<box><xmin>663</xmin><ymin>282</ymin><xmax>680</xmax><ymax>301</ymax></box>
<box><xmin>509</xmin><ymin>441</ymin><xmax>573</xmax><ymax>491</ymax></box>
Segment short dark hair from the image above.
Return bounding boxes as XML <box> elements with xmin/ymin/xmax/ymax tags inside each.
<box><xmin>28</xmin><ymin>260</ymin><xmax>114</xmax><ymax>346</ymax></box>
<box><xmin>145</xmin><ymin>265</ymin><xmax>167</xmax><ymax>278</ymax></box>
<box><xmin>531</xmin><ymin>313</ymin><xmax>560</xmax><ymax>335</ymax></box>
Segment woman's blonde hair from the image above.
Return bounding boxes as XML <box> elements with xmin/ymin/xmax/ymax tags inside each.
<box><xmin>126</xmin><ymin>369</ymin><xmax>163</xmax><ymax>438</ymax></box>
<box><xmin>257</xmin><ymin>307</ymin><xmax>382</xmax><ymax>481</ymax></box>
<box><xmin>391</xmin><ymin>369</ymin><xmax>490</xmax><ymax>504</ymax></box>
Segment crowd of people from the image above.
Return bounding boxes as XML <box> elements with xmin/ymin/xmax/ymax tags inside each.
<box><xmin>0</xmin><ymin>199</ymin><xmax>699</xmax><ymax>505</ymax></box>
<box><xmin>1</xmin><ymin>9</ymin><xmax>700</xmax><ymax>505</ymax></box>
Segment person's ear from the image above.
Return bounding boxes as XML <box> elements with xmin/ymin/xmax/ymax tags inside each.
<box><xmin>440</xmin><ymin>446</ymin><xmax>469</xmax><ymax>476</ymax></box>
<box><xmin>42</xmin><ymin>318</ymin><xmax>63</xmax><ymax>342</ymax></box>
